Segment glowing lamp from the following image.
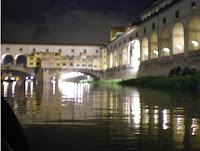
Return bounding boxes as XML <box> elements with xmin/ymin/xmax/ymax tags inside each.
<box><xmin>191</xmin><ymin>40</ymin><xmax>199</xmax><ymax>47</ymax></box>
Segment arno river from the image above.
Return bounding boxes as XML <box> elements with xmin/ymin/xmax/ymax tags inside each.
<box><xmin>2</xmin><ymin>80</ymin><xmax>200</xmax><ymax>151</ymax></box>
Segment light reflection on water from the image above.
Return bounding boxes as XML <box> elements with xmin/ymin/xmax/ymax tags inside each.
<box><xmin>1</xmin><ymin>81</ymin><xmax>200</xmax><ymax>151</ymax></box>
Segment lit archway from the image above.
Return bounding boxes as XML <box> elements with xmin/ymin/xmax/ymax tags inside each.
<box><xmin>122</xmin><ymin>46</ymin><xmax>127</xmax><ymax>65</ymax></box>
<box><xmin>142</xmin><ymin>37</ymin><xmax>149</xmax><ymax>61</ymax></box>
<box><xmin>114</xmin><ymin>50</ymin><xmax>118</xmax><ymax>67</ymax></box>
<box><xmin>150</xmin><ymin>33</ymin><xmax>158</xmax><ymax>59</ymax></box>
<box><xmin>16</xmin><ymin>55</ymin><xmax>27</xmax><ymax>65</ymax></box>
<box><xmin>110</xmin><ymin>52</ymin><xmax>113</xmax><ymax>68</ymax></box>
<box><xmin>173</xmin><ymin>23</ymin><xmax>184</xmax><ymax>54</ymax></box>
<box><xmin>188</xmin><ymin>15</ymin><xmax>200</xmax><ymax>51</ymax></box>
<box><xmin>161</xmin><ymin>29</ymin><xmax>170</xmax><ymax>57</ymax></box>
<box><xmin>107</xmin><ymin>53</ymin><xmax>110</xmax><ymax>68</ymax></box>
<box><xmin>132</xmin><ymin>40</ymin><xmax>141</xmax><ymax>68</ymax></box>
<box><xmin>2</xmin><ymin>55</ymin><xmax>14</xmax><ymax>64</ymax></box>
<box><xmin>118</xmin><ymin>48</ymin><xmax>122</xmax><ymax>66</ymax></box>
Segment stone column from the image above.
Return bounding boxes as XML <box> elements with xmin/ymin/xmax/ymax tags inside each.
<box><xmin>184</xmin><ymin>27</ymin><xmax>189</xmax><ymax>57</ymax></box>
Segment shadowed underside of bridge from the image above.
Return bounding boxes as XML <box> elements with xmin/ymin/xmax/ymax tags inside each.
<box><xmin>1</xmin><ymin>64</ymin><xmax>103</xmax><ymax>82</ymax></box>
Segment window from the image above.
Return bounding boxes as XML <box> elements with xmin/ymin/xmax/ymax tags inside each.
<box><xmin>96</xmin><ymin>50</ymin><xmax>99</xmax><ymax>53</ymax></box>
<box><xmin>175</xmin><ymin>11</ymin><xmax>179</xmax><ymax>19</ymax></box>
<box><xmin>163</xmin><ymin>17</ymin><xmax>166</xmax><ymax>24</ymax></box>
<box><xmin>70</xmin><ymin>63</ymin><xmax>73</xmax><ymax>66</ymax></box>
<box><xmin>30</xmin><ymin>63</ymin><xmax>33</xmax><ymax>65</ymax></box>
<box><xmin>20</xmin><ymin>48</ymin><xmax>23</xmax><ymax>51</ymax></box>
<box><xmin>57</xmin><ymin>63</ymin><xmax>60</xmax><ymax>66</ymax></box>
<box><xmin>71</xmin><ymin>49</ymin><xmax>74</xmax><ymax>53</ymax></box>
<box><xmin>82</xmin><ymin>59</ymin><xmax>86</xmax><ymax>61</ymax></box>
<box><xmin>136</xmin><ymin>32</ymin><xmax>138</xmax><ymax>38</ymax></box>
<box><xmin>84</xmin><ymin>49</ymin><xmax>87</xmax><ymax>53</ymax></box>
<box><xmin>36</xmin><ymin>63</ymin><xmax>40</xmax><ymax>65</ymax></box>
<box><xmin>76</xmin><ymin>64</ymin><xmax>79</xmax><ymax>67</ymax></box>
<box><xmin>30</xmin><ymin>57</ymin><xmax>34</xmax><ymax>60</ymax></box>
<box><xmin>191</xmin><ymin>2</ymin><xmax>196</xmax><ymax>10</ymax></box>
<box><xmin>6</xmin><ymin>47</ymin><xmax>10</xmax><ymax>51</ymax></box>
<box><xmin>46</xmin><ymin>49</ymin><xmax>49</xmax><ymax>52</ymax></box>
<box><xmin>49</xmin><ymin>58</ymin><xmax>54</xmax><ymax>61</ymax></box>
<box><xmin>33</xmin><ymin>48</ymin><xmax>36</xmax><ymax>52</ymax></box>
<box><xmin>82</xmin><ymin>64</ymin><xmax>86</xmax><ymax>67</ymax></box>
<box><xmin>59</xmin><ymin>49</ymin><xmax>62</xmax><ymax>53</ymax></box>
<box><xmin>37</xmin><ymin>58</ymin><xmax>40</xmax><ymax>61</ymax></box>
<box><xmin>152</xmin><ymin>23</ymin><xmax>155</xmax><ymax>30</ymax></box>
<box><xmin>144</xmin><ymin>28</ymin><xmax>146</xmax><ymax>34</ymax></box>
<box><xmin>43</xmin><ymin>62</ymin><xmax>46</xmax><ymax>65</ymax></box>
<box><xmin>63</xmin><ymin>63</ymin><xmax>66</xmax><ymax>66</ymax></box>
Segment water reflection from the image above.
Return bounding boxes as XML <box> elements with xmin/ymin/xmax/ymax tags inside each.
<box><xmin>1</xmin><ymin>82</ymin><xmax>200</xmax><ymax>151</ymax></box>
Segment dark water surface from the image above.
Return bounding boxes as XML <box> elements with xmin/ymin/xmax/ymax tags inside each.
<box><xmin>2</xmin><ymin>81</ymin><xmax>200</xmax><ymax>151</ymax></box>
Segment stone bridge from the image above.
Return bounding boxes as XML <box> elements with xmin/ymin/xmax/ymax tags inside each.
<box><xmin>1</xmin><ymin>64</ymin><xmax>104</xmax><ymax>82</ymax></box>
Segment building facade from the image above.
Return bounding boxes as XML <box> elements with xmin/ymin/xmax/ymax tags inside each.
<box><xmin>106</xmin><ymin>0</ymin><xmax>200</xmax><ymax>72</ymax></box>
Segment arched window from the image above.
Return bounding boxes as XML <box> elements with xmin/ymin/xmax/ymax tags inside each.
<box><xmin>114</xmin><ymin>50</ymin><xmax>118</xmax><ymax>67</ymax></box>
<box><xmin>188</xmin><ymin>15</ymin><xmax>200</xmax><ymax>51</ymax></box>
<box><xmin>3</xmin><ymin>55</ymin><xmax>14</xmax><ymax>64</ymax></box>
<box><xmin>142</xmin><ymin>37</ymin><xmax>149</xmax><ymax>61</ymax></box>
<box><xmin>161</xmin><ymin>29</ymin><xmax>170</xmax><ymax>57</ymax></box>
<box><xmin>132</xmin><ymin>40</ymin><xmax>141</xmax><ymax>67</ymax></box>
<box><xmin>16</xmin><ymin>55</ymin><xmax>27</xmax><ymax>65</ymax></box>
<box><xmin>150</xmin><ymin>33</ymin><xmax>158</xmax><ymax>59</ymax></box>
<box><xmin>173</xmin><ymin>23</ymin><xmax>184</xmax><ymax>54</ymax></box>
<box><xmin>110</xmin><ymin>53</ymin><xmax>113</xmax><ymax>68</ymax></box>
<box><xmin>122</xmin><ymin>46</ymin><xmax>127</xmax><ymax>65</ymax></box>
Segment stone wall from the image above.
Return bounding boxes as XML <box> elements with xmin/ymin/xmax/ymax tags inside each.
<box><xmin>103</xmin><ymin>50</ymin><xmax>200</xmax><ymax>80</ymax></box>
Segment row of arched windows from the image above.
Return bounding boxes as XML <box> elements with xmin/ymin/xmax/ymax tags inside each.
<box><xmin>141</xmin><ymin>15</ymin><xmax>200</xmax><ymax>61</ymax></box>
<box><xmin>107</xmin><ymin>15</ymin><xmax>200</xmax><ymax>69</ymax></box>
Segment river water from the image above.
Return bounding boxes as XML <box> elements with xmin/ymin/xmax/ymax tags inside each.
<box><xmin>2</xmin><ymin>80</ymin><xmax>200</xmax><ymax>151</ymax></box>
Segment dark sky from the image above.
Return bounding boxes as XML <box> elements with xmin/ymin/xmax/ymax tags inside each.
<box><xmin>2</xmin><ymin>0</ymin><xmax>153</xmax><ymax>45</ymax></box>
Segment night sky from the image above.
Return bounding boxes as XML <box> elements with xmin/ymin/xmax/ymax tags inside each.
<box><xmin>2</xmin><ymin>0</ymin><xmax>153</xmax><ymax>45</ymax></box>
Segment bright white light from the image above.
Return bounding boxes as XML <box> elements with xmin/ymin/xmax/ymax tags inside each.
<box><xmin>163</xmin><ymin>47</ymin><xmax>170</xmax><ymax>52</ymax></box>
<box><xmin>26</xmin><ymin>76</ymin><xmax>29</xmax><ymax>80</ymax></box>
<box><xmin>61</xmin><ymin>72</ymin><xmax>83</xmax><ymax>80</ymax></box>
<box><xmin>163</xmin><ymin>109</ymin><xmax>169</xmax><ymax>130</ymax></box>
<box><xmin>153</xmin><ymin>50</ymin><xmax>158</xmax><ymax>55</ymax></box>
<box><xmin>30</xmin><ymin>81</ymin><xmax>34</xmax><ymax>97</ymax></box>
<box><xmin>3</xmin><ymin>81</ymin><xmax>9</xmax><ymax>97</ymax></box>
<box><xmin>11</xmin><ymin>77</ymin><xmax>15</xmax><ymax>81</ymax></box>
<box><xmin>53</xmin><ymin>76</ymin><xmax>56</xmax><ymax>80</ymax></box>
<box><xmin>31</xmin><ymin>76</ymin><xmax>34</xmax><ymax>80</ymax></box>
<box><xmin>12</xmin><ymin>81</ymin><xmax>16</xmax><ymax>97</ymax></box>
<box><xmin>176</xmin><ymin>44</ymin><xmax>183</xmax><ymax>50</ymax></box>
<box><xmin>5</xmin><ymin>76</ymin><xmax>9</xmax><ymax>81</ymax></box>
<box><xmin>191</xmin><ymin>40</ymin><xmax>199</xmax><ymax>47</ymax></box>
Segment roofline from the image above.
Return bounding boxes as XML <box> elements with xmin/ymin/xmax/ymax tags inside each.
<box><xmin>1</xmin><ymin>42</ymin><xmax>104</xmax><ymax>47</ymax></box>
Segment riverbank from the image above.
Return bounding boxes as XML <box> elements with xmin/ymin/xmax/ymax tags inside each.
<box><xmin>92</xmin><ymin>75</ymin><xmax>200</xmax><ymax>89</ymax></box>
<box><xmin>121</xmin><ymin>75</ymin><xmax>200</xmax><ymax>89</ymax></box>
